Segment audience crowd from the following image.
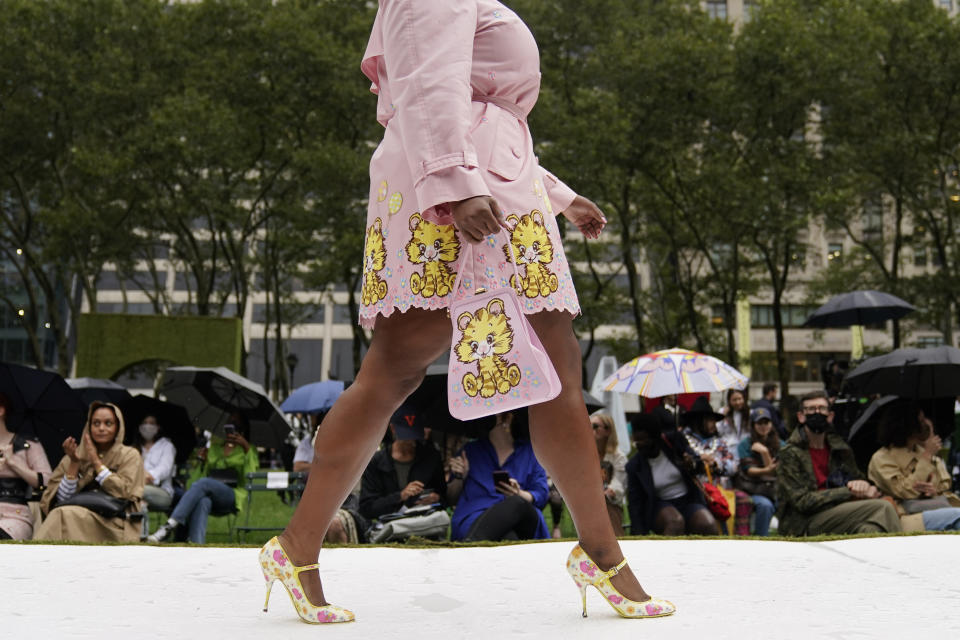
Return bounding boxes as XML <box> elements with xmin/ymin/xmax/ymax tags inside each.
<box><xmin>2</xmin><ymin>380</ymin><xmax>958</xmax><ymax>544</ymax></box>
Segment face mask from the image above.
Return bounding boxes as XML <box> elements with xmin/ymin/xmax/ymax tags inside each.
<box><xmin>139</xmin><ymin>423</ymin><xmax>159</xmax><ymax>441</ymax></box>
<box><xmin>805</xmin><ymin>413</ymin><xmax>829</xmax><ymax>434</ymax></box>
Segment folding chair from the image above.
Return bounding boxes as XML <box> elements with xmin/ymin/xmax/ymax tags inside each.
<box><xmin>235</xmin><ymin>471</ymin><xmax>308</xmax><ymax>543</ymax></box>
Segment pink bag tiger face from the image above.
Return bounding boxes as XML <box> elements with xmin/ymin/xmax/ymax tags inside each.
<box><xmin>454</xmin><ymin>298</ymin><xmax>523</xmax><ymax>399</ymax></box>
<box><xmin>447</xmin><ymin>232</ymin><xmax>562</xmax><ymax>420</ymax></box>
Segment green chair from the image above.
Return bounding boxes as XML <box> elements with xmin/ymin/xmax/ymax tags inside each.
<box><xmin>235</xmin><ymin>471</ymin><xmax>308</xmax><ymax>543</ymax></box>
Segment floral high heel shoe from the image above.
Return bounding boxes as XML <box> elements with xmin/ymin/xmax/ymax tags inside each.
<box><xmin>259</xmin><ymin>536</ymin><xmax>355</xmax><ymax>624</ymax></box>
<box><xmin>566</xmin><ymin>545</ymin><xmax>676</xmax><ymax>619</ymax></box>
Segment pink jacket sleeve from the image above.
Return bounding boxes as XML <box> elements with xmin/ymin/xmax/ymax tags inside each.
<box><xmin>380</xmin><ymin>0</ymin><xmax>491</xmax><ymax>219</ymax></box>
<box><xmin>542</xmin><ymin>169</ymin><xmax>578</xmax><ymax>214</ymax></box>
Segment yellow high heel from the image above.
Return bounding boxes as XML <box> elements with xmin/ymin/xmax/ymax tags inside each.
<box><xmin>566</xmin><ymin>545</ymin><xmax>676</xmax><ymax>619</ymax></box>
<box><xmin>259</xmin><ymin>536</ymin><xmax>355</xmax><ymax>624</ymax></box>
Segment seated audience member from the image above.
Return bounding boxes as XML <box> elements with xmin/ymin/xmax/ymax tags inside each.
<box><xmin>751</xmin><ymin>383</ymin><xmax>787</xmax><ymax>440</ymax></box>
<box><xmin>626</xmin><ymin>413</ymin><xmax>718</xmax><ymax>536</ymax></box>
<box><xmin>0</xmin><ymin>392</ymin><xmax>52</xmax><ymax>540</ymax></box>
<box><xmin>683</xmin><ymin>397</ymin><xmax>738</xmax><ymax>478</ymax></box>
<box><xmin>868</xmin><ymin>403</ymin><xmax>960</xmax><ymax>531</ymax></box>
<box><xmin>776</xmin><ymin>391</ymin><xmax>901</xmax><ymax>536</ymax></box>
<box><xmin>135</xmin><ymin>415</ymin><xmax>177</xmax><ymax>512</ymax></box>
<box><xmin>718</xmin><ymin>389</ymin><xmax>751</xmax><ymax>453</ymax></box>
<box><xmin>736</xmin><ymin>407</ymin><xmax>785</xmax><ymax>536</ymax></box>
<box><xmin>149</xmin><ymin>412</ymin><xmax>258</xmax><ymax>543</ymax></box>
<box><xmin>360</xmin><ymin>405</ymin><xmax>446</xmax><ymax>521</ymax></box>
<box><xmin>293</xmin><ymin>416</ymin><xmax>368</xmax><ymax>543</ymax></box>
<box><xmin>683</xmin><ymin>396</ymin><xmax>751</xmax><ymax>534</ymax></box>
<box><xmin>447</xmin><ymin>411</ymin><xmax>549</xmax><ymax>542</ymax></box>
<box><xmin>592</xmin><ymin>413</ymin><xmax>627</xmax><ymax>535</ymax></box>
<box><xmin>36</xmin><ymin>402</ymin><xmax>144</xmax><ymax>542</ymax></box>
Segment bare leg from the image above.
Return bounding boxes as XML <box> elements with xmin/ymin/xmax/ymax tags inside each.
<box><xmin>653</xmin><ymin>507</ymin><xmax>685</xmax><ymax>536</ymax></box>
<box><xmin>527</xmin><ymin>311</ymin><xmax>651</xmax><ymax>602</ymax></box>
<box><xmin>687</xmin><ymin>509</ymin><xmax>720</xmax><ymax>536</ymax></box>
<box><xmin>278</xmin><ymin>308</ymin><xmax>451</xmax><ymax>605</ymax></box>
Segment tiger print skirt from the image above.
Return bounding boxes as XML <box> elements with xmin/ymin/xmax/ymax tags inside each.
<box><xmin>358</xmin><ymin>105</ymin><xmax>581</xmax><ymax>330</ymax></box>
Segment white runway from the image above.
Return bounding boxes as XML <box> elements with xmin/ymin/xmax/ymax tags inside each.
<box><xmin>2</xmin><ymin>536</ymin><xmax>957</xmax><ymax>639</ymax></box>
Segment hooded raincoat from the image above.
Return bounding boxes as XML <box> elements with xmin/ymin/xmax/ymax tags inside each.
<box><xmin>36</xmin><ymin>402</ymin><xmax>144</xmax><ymax>542</ymax></box>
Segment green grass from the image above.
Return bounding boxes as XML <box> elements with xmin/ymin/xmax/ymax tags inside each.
<box><xmin>9</xmin><ymin>492</ymin><xmax>952</xmax><ymax>548</ymax></box>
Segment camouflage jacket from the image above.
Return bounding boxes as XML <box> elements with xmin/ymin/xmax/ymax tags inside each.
<box><xmin>775</xmin><ymin>427</ymin><xmax>864</xmax><ymax>536</ymax></box>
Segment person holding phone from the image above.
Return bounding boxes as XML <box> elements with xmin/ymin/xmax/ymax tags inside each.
<box><xmin>447</xmin><ymin>410</ymin><xmax>549</xmax><ymax>542</ymax></box>
<box><xmin>359</xmin><ymin>405</ymin><xmax>446</xmax><ymax>522</ymax></box>
<box><xmin>149</xmin><ymin>411</ymin><xmax>258</xmax><ymax>543</ymax></box>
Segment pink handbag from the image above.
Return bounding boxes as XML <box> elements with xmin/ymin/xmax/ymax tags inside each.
<box><xmin>447</xmin><ymin>233</ymin><xmax>562</xmax><ymax>420</ymax></box>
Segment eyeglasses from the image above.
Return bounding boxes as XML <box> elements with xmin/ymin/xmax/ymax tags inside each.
<box><xmin>802</xmin><ymin>406</ymin><xmax>830</xmax><ymax>416</ymax></box>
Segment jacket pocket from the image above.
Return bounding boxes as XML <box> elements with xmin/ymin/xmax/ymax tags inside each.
<box><xmin>484</xmin><ymin>107</ymin><xmax>526</xmax><ymax>182</ymax></box>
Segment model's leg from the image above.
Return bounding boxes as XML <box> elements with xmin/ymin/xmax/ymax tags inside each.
<box><xmin>526</xmin><ymin>310</ymin><xmax>651</xmax><ymax>602</ymax></box>
<box><xmin>278</xmin><ymin>308</ymin><xmax>451</xmax><ymax>605</ymax></box>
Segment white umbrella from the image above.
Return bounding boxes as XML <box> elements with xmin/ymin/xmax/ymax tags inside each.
<box><xmin>602</xmin><ymin>347</ymin><xmax>748</xmax><ymax>398</ymax></box>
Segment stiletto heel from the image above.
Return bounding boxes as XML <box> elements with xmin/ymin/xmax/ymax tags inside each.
<box><xmin>258</xmin><ymin>536</ymin><xmax>355</xmax><ymax>624</ymax></box>
<box><xmin>263</xmin><ymin>578</ymin><xmax>273</xmax><ymax>612</ymax></box>
<box><xmin>566</xmin><ymin>544</ymin><xmax>676</xmax><ymax>619</ymax></box>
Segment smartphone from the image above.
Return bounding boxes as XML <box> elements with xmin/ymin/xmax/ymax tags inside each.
<box><xmin>223</xmin><ymin>424</ymin><xmax>236</xmax><ymax>436</ymax></box>
<box><xmin>492</xmin><ymin>470</ymin><xmax>510</xmax><ymax>486</ymax></box>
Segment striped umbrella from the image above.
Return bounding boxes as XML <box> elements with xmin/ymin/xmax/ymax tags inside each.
<box><xmin>601</xmin><ymin>348</ymin><xmax>748</xmax><ymax>398</ymax></box>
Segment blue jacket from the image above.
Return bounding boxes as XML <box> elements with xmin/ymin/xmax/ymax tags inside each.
<box><xmin>451</xmin><ymin>438</ymin><xmax>549</xmax><ymax>541</ymax></box>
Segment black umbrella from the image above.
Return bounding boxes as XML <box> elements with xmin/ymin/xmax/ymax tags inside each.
<box><xmin>66</xmin><ymin>377</ymin><xmax>133</xmax><ymax>408</ymax></box>
<box><xmin>405</xmin><ymin>367</ymin><xmax>494</xmax><ymax>438</ymax></box>
<box><xmin>846</xmin><ymin>395</ymin><xmax>955</xmax><ymax>471</ymax></box>
<box><xmin>0</xmin><ymin>361</ymin><xmax>85</xmax><ymax>466</ymax></box>
<box><xmin>803</xmin><ymin>290</ymin><xmax>916</xmax><ymax>328</ymax></box>
<box><xmin>159</xmin><ymin>366</ymin><xmax>290</xmax><ymax>450</ymax></box>
<box><xmin>843</xmin><ymin>345</ymin><xmax>960</xmax><ymax>399</ymax></box>
<box><xmin>120</xmin><ymin>394</ymin><xmax>197</xmax><ymax>465</ymax></box>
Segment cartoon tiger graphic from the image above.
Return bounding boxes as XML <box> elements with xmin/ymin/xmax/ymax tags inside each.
<box><xmin>361</xmin><ymin>218</ymin><xmax>388</xmax><ymax>306</ymax></box>
<box><xmin>454</xmin><ymin>298</ymin><xmax>522</xmax><ymax>398</ymax></box>
<box><xmin>405</xmin><ymin>213</ymin><xmax>460</xmax><ymax>298</ymax></box>
<box><xmin>502</xmin><ymin>210</ymin><xmax>559</xmax><ymax>298</ymax></box>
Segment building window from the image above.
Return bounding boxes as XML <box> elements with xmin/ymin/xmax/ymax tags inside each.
<box><xmin>750</xmin><ymin>304</ymin><xmax>819</xmax><ymax>328</ymax></box>
<box><xmin>827</xmin><ymin>242</ymin><xmax>843</xmax><ymax>263</ymax></box>
<box><xmin>916</xmin><ymin>336</ymin><xmax>944</xmax><ymax>348</ymax></box>
<box><xmin>862</xmin><ymin>196</ymin><xmax>883</xmax><ymax>242</ymax></box>
<box><xmin>914</xmin><ymin>244</ymin><xmax>927</xmax><ymax>267</ymax></box>
<box><xmin>743</xmin><ymin>1</ymin><xmax>760</xmax><ymax>23</ymax></box>
<box><xmin>939</xmin><ymin>0</ymin><xmax>953</xmax><ymax>11</ymax></box>
<box><xmin>706</xmin><ymin>1</ymin><xmax>727</xmax><ymax>20</ymax></box>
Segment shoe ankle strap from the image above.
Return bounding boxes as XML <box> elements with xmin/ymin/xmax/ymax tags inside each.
<box><xmin>598</xmin><ymin>557</ymin><xmax>628</xmax><ymax>581</ymax></box>
<box><xmin>293</xmin><ymin>563</ymin><xmax>320</xmax><ymax>573</ymax></box>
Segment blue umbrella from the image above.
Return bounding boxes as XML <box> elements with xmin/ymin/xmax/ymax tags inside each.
<box><xmin>281</xmin><ymin>381</ymin><xmax>345</xmax><ymax>414</ymax></box>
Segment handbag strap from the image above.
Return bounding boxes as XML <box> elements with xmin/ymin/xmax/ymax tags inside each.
<box><xmin>451</xmin><ymin>228</ymin><xmax>522</xmax><ymax>298</ymax></box>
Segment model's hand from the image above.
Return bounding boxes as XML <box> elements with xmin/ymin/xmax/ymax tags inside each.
<box><xmin>561</xmin><ymin>195</ymin><xmax>606</xmax><ymax>239</ymax></box>
<box><xmin>452</xmin><ymin>195</ymin><xmax>508</xmax><ymax>243</ymax></box>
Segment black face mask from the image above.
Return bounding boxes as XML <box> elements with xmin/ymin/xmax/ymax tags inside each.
<box><xmin>805</xmin><ymin>413</ymin><xmax>829</xmax><ymax>434</ymax></box>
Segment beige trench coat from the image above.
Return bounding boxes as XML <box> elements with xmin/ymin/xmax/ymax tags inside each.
<box><xmin>34</xmin><ymin>402</ymin><xmax>144</xmax><ymax>542</ymax></box>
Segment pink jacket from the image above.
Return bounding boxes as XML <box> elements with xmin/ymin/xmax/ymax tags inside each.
<box><xmin>361</xmin><ymin>0</ymin><xmax>576</xmax><ymax>223</ymax></box>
